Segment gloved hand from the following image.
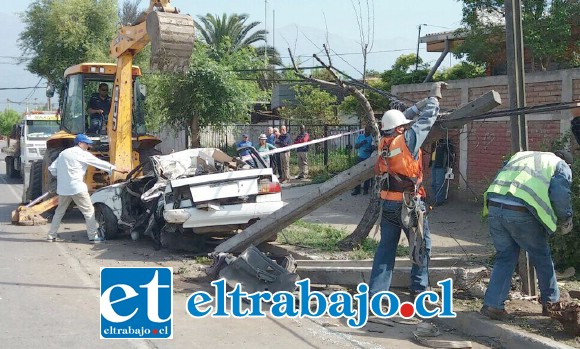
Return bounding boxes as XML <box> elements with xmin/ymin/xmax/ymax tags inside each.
<box><xmin>429</xmin><ymin>81</ymin><xmax>448</xmax><ymax>99</ymax></box>
<box><xmin>556</xmin><ymin>217</ymin><xmax>573</xmax><ymax>235</ymax></box>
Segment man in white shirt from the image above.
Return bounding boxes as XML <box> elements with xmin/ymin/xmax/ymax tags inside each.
<box><xmin>47</xmin><ymin>134</ymin><xmax>128</xmax><ymax>243</ymax></box>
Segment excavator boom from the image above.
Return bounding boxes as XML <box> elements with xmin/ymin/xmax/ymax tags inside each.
<box><xmin>11</xmin><ymin>0</ymin><xmax>195</xmax><ymax>225</ymax></box>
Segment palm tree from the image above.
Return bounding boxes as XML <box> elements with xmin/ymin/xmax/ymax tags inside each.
<box><xmin>194</xmin><ymin>13</ymin><xmax>281</xmax><ymax>65</ymax></box>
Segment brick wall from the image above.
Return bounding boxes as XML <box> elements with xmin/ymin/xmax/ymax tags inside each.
<box><xmin>391</xmin><ymin>68</ymin><xmax>580</xmax><ymax>199</ymax></box>
<box><xmin>527</xmin><ymin>120</ymin><xmax>562</xmax><ymax>151</ymax></box>
<box><xmin>466</xmin><ymin>121</ymin><xmax>510</xmax><ymax>193</ymax></box>
<box><xmin>526</xmin><ymin>81</ymin><xmax>562</xmax><ymax>105</ymax></box>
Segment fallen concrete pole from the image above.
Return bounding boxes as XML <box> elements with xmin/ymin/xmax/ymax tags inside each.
<box><xmin>439</xmin><ymin>90</ymin><xmax>502</xmax><ymax>129</ymax></box>
<box><xmin>214</xmin><ymin>157</ymin><xmax>375</xmax><ymax>254</ymax></box>
<box><xmin>295</xmin><ymin>258</ymin><xmax>486</xmax><ymax>289</ymax></box>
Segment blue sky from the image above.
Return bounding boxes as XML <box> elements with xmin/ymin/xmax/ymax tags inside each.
<box><xmin>0</xmin><ymin>0</ymin><xmax>464</xmax><ymax>111</ymax></box>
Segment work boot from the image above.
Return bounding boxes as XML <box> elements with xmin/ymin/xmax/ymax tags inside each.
<box><xmin>480</xmin><ymin>305</ymin><xmax>509</xmax><ymax>320</ymax></box>
<box><xmin>542</xmin><ymin>303</ymin><xmax>550</xmax><ymax>316</ymax></box>
<box><xmin>47</xmin><ymin>234</ymin><xmax>64</xmax><ymax>242</ymax></box>
<box><xmin>351</xmin><ymin>189</ymin><xmax>360</xmax><ymax>196</ymax></box>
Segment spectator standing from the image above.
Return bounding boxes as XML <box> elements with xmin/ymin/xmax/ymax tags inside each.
<box><xmin>351</xmin><ymin>125</ymin><xmax>375</xmax><ymax>195</ymax></box>
<box><xmin>275</xmin><ymin>125</ymin><xmax>292</xmax><ymax>182</ymax></box>
<box><xmin>257</xmin><ymin>134</ymin><xmax>276</xmax><ymax>167</ymax></box>
<box><xmin>236</xmin><ymin>134</ymin><xmax>253</xmax><ymax>165</ymax></box>
<box><xmin>294</xmin><ymin>125</ymin><xmax>310</xmax><ymax>179</ymax></box>
<box><xmin>266</xmin><ymin>127</ymin><xmax>275</xmax><ymax>145</ymax></box>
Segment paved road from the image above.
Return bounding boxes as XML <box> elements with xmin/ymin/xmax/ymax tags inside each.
<box><xmin>0</xmin><ymin>148</ymin><xmax>490</xmax><ymax>349</ymax></box>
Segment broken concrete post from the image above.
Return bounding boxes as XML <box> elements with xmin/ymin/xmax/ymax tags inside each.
<box><xmin>438</xmin><ymin>90</ymin><xmax>502</xmax><ymax>129</ymax></box>
<box><xmin>293</xmin><ymin>258</ymin><xmax>486</xmax><ymax>289</ymax></box>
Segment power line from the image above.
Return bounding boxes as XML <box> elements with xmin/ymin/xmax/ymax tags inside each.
<box><xmin>279</xmin><ymin>47</ymin><xmax>417</xmax><ymax>59</ymax></box>
<box><xmin>0</xmin><ymin>86</ymin><xmax>43</xmax><ymax>90</ymax></box>
<box><xmin>17</xmin><ymin>78</ymin><xmax>43</xmax><ymax>104</ymax></box>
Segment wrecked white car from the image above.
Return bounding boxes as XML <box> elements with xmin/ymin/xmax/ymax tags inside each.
<box><xmin>90</xmin><ymin>147</ymin><xmax>284</xmax><ymax>249</ymax></box>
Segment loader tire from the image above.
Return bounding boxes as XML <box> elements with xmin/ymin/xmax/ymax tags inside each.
<box><xmin>27</xmin><ymin>160</ymin><xmax>43</xmax><ymax>202</ymax></box>
<box><xmin>42</xmin><ymin>147</ymin><xmax>62</xmax><ymax>194</ymax></box>
<box><xmin>95</xmin><ymin>203</ymin><xmax>119</xmax><ymax>240</ymax></box>
<box><xmin>5</xmin><ymin>156</ymin><xmax>13</xmax><ymax>178</ymax></box>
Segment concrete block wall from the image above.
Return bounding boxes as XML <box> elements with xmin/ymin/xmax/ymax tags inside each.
<box><xmin>392</xmin><ymin>68</ymin><xmax>580</xmax><ymax>199</ymax></box>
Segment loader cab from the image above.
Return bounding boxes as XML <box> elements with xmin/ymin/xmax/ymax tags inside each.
<box><xmin>59</xmin><ymin>63</ymin><xmax>147</xmax><ymax>138</ymax></box>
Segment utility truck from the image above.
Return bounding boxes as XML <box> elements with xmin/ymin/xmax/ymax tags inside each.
<box><xmin>2</xmin><ymin>111</ymin><xmax>60</xmax><ymax>202</ymax></box>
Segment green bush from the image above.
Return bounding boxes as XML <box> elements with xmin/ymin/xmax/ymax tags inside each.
<box><xmin>549</xmin><ymin>158</ymin><xmax>580</xmax><ymax>270</ymax></box>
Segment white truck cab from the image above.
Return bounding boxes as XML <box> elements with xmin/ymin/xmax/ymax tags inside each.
<box><xmin>2</xmin><ymin>111</ymin><xmax>60</xmax><ymax>202</ymax></box>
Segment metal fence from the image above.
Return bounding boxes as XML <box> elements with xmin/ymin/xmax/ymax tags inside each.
<box><xmin>200</xmin><ymin>124</ymin><xmax>363</xmax><ymax>176</ymax></box>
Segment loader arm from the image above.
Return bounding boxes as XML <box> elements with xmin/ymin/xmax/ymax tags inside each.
<box><xmin>107</xmin><ymin>0</ymin><xmax>194</xmax><ymax>183</ymax></box>
<box><xmin>11</xmin><ymin>0</ymin><xmax>194</xmax><ymax>225</ymax></box>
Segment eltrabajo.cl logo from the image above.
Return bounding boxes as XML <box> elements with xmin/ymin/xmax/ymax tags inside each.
<box><xmin>100</xmin><ymin>267</ymin><xmax>173</xmax><ymax>339</ymax></box>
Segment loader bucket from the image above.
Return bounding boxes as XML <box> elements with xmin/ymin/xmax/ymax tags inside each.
<box><xmin>11</xmin><ymin>194</ymin><xmax>58</xmax><ymax>226</ymax></box>
<box><xmin>147</xmin><ymin>11</ymin><xmax>195</xmax><ymax>73</ymax></box>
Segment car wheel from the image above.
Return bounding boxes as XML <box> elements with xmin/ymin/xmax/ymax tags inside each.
<box><xmin>94</xmin><ymin>203</ymin><xmax>119</xmax><ymax>240</ymax></box>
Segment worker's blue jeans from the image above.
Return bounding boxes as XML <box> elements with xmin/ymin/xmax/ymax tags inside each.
<box><xmin>369</xmin><ymin>199</ymin><xmax>431</xmax><ymax>295</ymax></box>
<box><xmin>484</xmin><ymin>205</ymin><xmax>559</xmax><ymax>309</ymax></box>
<box><xmin>430</xmin><ymin>166</ymin><xmax>446</xmax><ymax>205</ymax></box>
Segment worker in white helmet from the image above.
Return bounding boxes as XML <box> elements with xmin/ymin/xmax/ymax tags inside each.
<box><xmin>369</xmin><ymin>82</ymin><xmax>447</xmax><ymax>301</ymax></box>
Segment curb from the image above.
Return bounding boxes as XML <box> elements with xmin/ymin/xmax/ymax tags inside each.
<box><xmin>432</xmin><ymin>310</ymin><xmax>575</xmax><ymax>349</ymax></box>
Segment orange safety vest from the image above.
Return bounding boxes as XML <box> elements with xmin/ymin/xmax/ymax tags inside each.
<box><xmin>377</xmin><ymin>134</ymin><xmax>425</xmax><ymax>201</ymax></box>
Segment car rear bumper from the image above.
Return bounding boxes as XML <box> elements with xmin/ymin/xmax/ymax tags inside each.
<box><xmin>163</xmin><ymin>200</ymin><xmax>285</xmax><ymax>229</ymax></box>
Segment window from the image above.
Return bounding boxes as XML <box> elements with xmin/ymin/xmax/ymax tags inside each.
<box><xmin>26</xmin><ymin>120</ymin><xmax>60</xmax><ymax>140</ymax></box>
<box><xmin>61</xmin><ymin>75</ymin><xmax>85</xmax><ymax>134</ymax></box>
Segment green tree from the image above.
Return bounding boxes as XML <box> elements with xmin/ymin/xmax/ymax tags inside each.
<box><xmin>339</xmin><ymin>79</ymin><xmax>391</xmax><ymax>117</ymax></box>
<box><xmin>194</xmin><ymin>13</ymin><xmax>281</xmax><ymax>66</ymax></box>
<box><xmin>0</xmin><ymin>109</ymin><xmax>21</xmax><ymax>136</ymax></box>
<box><xmin>381</xmin><ymin>53</ymin><xmax>430</xmax><ymax>89</ymax></box>
<box><xmin>118</xmin><ymin>0</ymin><xmax>142</xmax><ymax>26</ymax></box>
<box><xmin>278</xmin><ymin>85</ymin><xmax>339</xmax><ymax>124</ymax></box>
<box><xmin>339</xmin><ymin>53</ymin><xmax>428</xmax><ymax>118</ymax></box>
<box><xmin>433</xmin><ymin>61</ymin><xmax>486</xmax><ymax>80</ymax></box>
<box><xmin>145</xmin><ymin>43</ymin><xmax>265</xmax><ymax>147</ymax></box>
<box><xmin>456</xmin><ymin>0</ymin><xmax>580</xmax><ymax>70</ymax></box>
<box><xmin>18</xmin><ymin>0</ymin><xmax>117</xmax><ymax>88</ymax></box>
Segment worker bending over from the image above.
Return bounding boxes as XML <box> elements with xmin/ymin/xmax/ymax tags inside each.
<box><xmin>481</xmin><ymin>150</ymin><xmax>573</xmax><ymax>319</ymax></box>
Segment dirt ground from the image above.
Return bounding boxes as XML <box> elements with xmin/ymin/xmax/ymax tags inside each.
<box><xmin>283</xmin><ymin>182</ymin><xmax>494</xmax><ymax>262</ymax></box>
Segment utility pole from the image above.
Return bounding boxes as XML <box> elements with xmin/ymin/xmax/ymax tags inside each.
<box><xmin>505</xmin><ymin>0</ymin><xmax>536</xmax><ymax>297</ymax></box>
<box><xmin>264</xmin><ymin>0</ymin><xmax>268</xmax><ymax>69</ymax></box>
<box><xmin>414</xmin><ymin>24</ymin><xmax>426</xmax><ymax>82</ymax></box>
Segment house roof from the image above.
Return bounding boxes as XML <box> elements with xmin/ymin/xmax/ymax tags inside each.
<box><xmin>419</xmin><ymin>30</ymin><xmax>466</xmax><ymax>53</ymax></box>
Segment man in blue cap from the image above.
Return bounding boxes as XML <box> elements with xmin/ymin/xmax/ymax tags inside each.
<box><xmin>47</xmin><ymin>134</ymin><xmax>128</xmax><ymax>243</ymax></box>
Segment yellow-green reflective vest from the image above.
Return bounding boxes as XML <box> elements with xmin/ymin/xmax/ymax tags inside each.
<box><xmin>483</xmin><ymin>151</ymin><xmax>560</xmax><ymax>232</ymax></box>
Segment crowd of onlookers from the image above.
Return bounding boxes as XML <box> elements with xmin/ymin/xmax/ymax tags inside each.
<box><xmin>235</xmin><ymin>125</ymin><xmax>310</xmax><ymax>183</ymax></box>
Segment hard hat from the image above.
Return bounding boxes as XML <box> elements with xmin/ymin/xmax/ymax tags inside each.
<box><xmin>74</xmin><ymin>133</ymin><xmax>93</xmax><ymax>145</ymax></box>
<box><xmin>259</xmin><ymin>134</ymin><xmax>267</xmax><ymax>140</ymax></box>
<box><xmin>381</xmin><ymin>109</ymin><xmax>411</xmax><ymax>131</ymax></box>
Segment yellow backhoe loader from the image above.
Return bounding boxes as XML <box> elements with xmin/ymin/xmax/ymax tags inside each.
<box><xmin>12</xmin><ymin>0</ymin><xmax>195</xmax><ymax>225</ymax></box>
